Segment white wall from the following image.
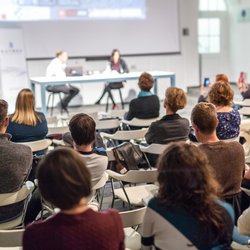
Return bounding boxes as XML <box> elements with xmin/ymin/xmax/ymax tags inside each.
<box><xmin>25</xmin><ymin>0</ymin><xmax>199</xmax><ymax>106</ymax></box>
<box><xmin>228</xmin><ymin>0</ymin><xmax>250</xmax><ymax>82</ymax></box>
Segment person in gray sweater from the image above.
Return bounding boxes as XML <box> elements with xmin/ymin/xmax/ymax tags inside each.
<box><xmin>0</xmin><ymin>99</ymin><xmax>32</xmax><ymax>222</ymax></box>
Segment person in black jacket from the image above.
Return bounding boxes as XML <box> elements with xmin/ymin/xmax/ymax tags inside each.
<box><xmin>95</xmin><ymin>49</ymin><xmax>129</xmax><ymax>108</ymax></box>
<box><xmin>124</xmin><ymin>72</ymin><xmax>160</xmax><ymax>121</ymax></box>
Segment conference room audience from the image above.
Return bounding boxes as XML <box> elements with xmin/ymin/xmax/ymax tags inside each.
<box><xmin>23</xmin><ymin>148</ymin><xmax>124</xmax><ymax>250</ymax></box>
<box><xmin>191</xmin><ymin>102</ymin><xmax>245</xmax><ymax>221</ymax></box>
<box><xmin>198</xmin><ymin>74</ymin><xmax>229</xmax><ymax>103</ymax></box>
<box><xmin>7</xmin><ymin>88</ymin><xmax>48</xmax><ymax>143</ymax></box>
<box><xmin>0</xmin><ymin>99</ymin><xmax>32</xmax><ymax>222</ymax></box>
<box><xmin>145</xmin><ymin>87</ymin><xmax>189</xmax><ymax>144</ymax></box>
<box><xmin>46</xmin><ymin>50</ymin><xmax>79</xmax><ymax>113</ymax></box>
<box><xmin>124</xmin><ymin>72</ymin><xmax>160</xmax><ymax>121</ymax></box>
<box><xmin>208</xmin><ymin>80</ymin><xmax>240</xmax><ymax>140</ymax></box>
<box><xmin>142</xmin><ymin>142</ymin><xmax>234</xmax><ymax>249</ymax></box>
<box><xmin>95</xmin><ymin>49</ymin><xmax>129</xmax><ymax>109</ymax></box>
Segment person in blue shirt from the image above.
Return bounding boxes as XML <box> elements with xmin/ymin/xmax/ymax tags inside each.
<box><xmin>7</xmin><ymin>88</ymin><xmax>48</xmax><ymax>143</ymax></box>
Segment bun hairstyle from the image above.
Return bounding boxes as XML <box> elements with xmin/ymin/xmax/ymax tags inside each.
<box><xmin>138</xmin><ymin>72</ymin><xmax>154</xmax><ymax>91</ymax></box>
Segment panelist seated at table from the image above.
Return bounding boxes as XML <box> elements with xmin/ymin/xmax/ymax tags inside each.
<box><xmin>124</xmin><ymin>72</ymin><xmax>160</xmax><ymax>121</ymax></box>
<box><xmin>46</xmin><ymin>51</ymin><xmax>79</xmax><ymax>113</ymax></box>
<box><xmin>95</xmin><ymin>49</ymin><xmax>129</xmax><ymax>109</ymax></box>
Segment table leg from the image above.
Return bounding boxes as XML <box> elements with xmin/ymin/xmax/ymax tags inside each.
<box><xmin>170</xmin><ymin>75</ymin><xmax>176</xmax><ymax>87</ymax></box>
<box><xmin>153</xmin><ymin>79</ymin><xmax>158</xmax><ymax>95</ymax></box>
<box><xmin>41</xmin><ymin>85</ymin><xmax>47</xmax><ymax>115</ymax></box>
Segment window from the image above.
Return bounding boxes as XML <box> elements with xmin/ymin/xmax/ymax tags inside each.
<box><xmin>199</xmin><ymin>0</ymin><xmax>226</xmax><ymax>11</ymax></box>
<box><xmin>198</xmin><ymin>18</ymin><xmax>220</xmax><ymax>53</ymax></box>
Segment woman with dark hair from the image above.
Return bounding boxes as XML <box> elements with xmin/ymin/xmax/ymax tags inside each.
<box><xmin>95</xmin><ymin>49</ymin><xmax>129</xmax><ymax>109</ymax></box>
<box><xmin>124</xmin><ymin>72</ymin><xmax>160</xmax><ymax>121</ymax></box>
<box><xmin>7</xmin><ymin>88</ymin><xmax>48</xmax><ymax>142</ymax></box>
<box><xmin>23</xmin><ymin>148</ymin><xmax>124</xmax><ymax>250</ymax></box>
<box><xmin>142</xmin><ymin>142</ymin><xmax>234</xmax><ymax>249</ymax></box>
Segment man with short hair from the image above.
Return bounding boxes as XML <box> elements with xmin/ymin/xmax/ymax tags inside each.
<box><xmin>69</xmin><ymin>113</ymin><xmax>108</xmax><ymax>186</ymax></box>
<box><xmin>46</xmin><ymin>51</ymin><xmax>79</xmax><ymax>113</ymax></box>
<box><xmin>0</xmin><ymin>99</ymin><xmax>33</xmax><ymax>221</ymax></box>
<box><xmin>191</xmin><ymin>102</ymin><xmax>245</xmax><ymax>221</ymax></box>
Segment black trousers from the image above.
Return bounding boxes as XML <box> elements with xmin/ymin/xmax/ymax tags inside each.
<box><xmin>46</xmin><ymin>84</ymin><xmax>79</xmax><ymax>109</ymax></box>
<box><xmin>96</xmin><ymin>82</ymin><xmax>123</xmax><ymax>106</ymax></box>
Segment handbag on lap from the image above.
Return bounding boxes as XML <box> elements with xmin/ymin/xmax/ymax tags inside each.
<box><xmin>111</xmin><ymin>142</ymin><xmax>151</xmax><ymax>174</ymax></box>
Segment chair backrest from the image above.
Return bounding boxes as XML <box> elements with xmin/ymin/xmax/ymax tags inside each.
<box><xmin>101</xmin><ymin>128</ymin><xmax>148</xmax><ymax>141</ymax></box>
<box><xmin>96</xmin><ymin>119</ymin><xmax>121</xmax><ymax>130</ymax></box>
<box><xmin>19</xmin><ymin>139</ymin><xmax>52</xmax><ymax>152</ymax></box>
<box><xmin>119</xmin><ymin>207</ymin><xmax>146</xmax><ymax>228</ymax></box>
<box><xmin>0</xmin><ymin>181</ymin><xmax>34</xmax><ymax>206</ymax></box>
<box><xmin>48</xmin><ymin>126</ymin><xmax>69</xmax><ymax>134</ymax></box>
<box><xmin>106</xmin><ymin>169</ymin><xmax>158</xmax><ymax>184</ymax></box>
<box><xmin>140</xmin><ymin>143</ymin><xmax>168</xmax><ymax>154</ymax></box>
<box><xmin>239</xmin><ymin>107</ymin><xmax>250</xmax><ymax>116</ymax></box>
<box><xmin>0</xmin><ymin>229</ymin><xmax>24</xmax><ymax>247</ymax></box>
<box><xmin>92</xmin><ymin>172</ymin><xmax>109</xmax><ymax>191</ymax></box>
<box><xmin>107</xmin><ymin>109</ymin><xmax>127</xmax><ymax>119</ymax></box>
<box><xmin>122</xmin><ymin>117</ymin><xmax>160</xmax><ymax>127</ymax></box>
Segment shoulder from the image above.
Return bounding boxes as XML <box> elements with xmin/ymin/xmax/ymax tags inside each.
<box><xmin>36</xmin><ymin>112</ymin><xmax>46</xmax><ymax>119</ymax></box>
<box><xmin>217</xmin><ymin>200</ymin><xmax>234</xmax><ymax>221</ymax></box>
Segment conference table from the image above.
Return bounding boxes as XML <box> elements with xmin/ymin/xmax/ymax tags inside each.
<box><xmin>30</xmin><ymin>71</ymin><xmax>176</xmax><ymax>115</ymax></box>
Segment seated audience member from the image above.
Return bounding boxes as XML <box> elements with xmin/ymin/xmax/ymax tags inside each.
<box><xmin>198</xmin><ymin>74</ymin><xmax>229</xmax><ymax>103</ymax></box>
<box><xmin>0</xmin><ymin>99</ymin><xmax>32</xmax><ymax>222</ymax></box>
<box><xmin>7</xmin><ymin>89</ymin><xmax>48</xmax><ymax>142</ymax></box>
<box><xmin>142</xmin><ymin>142</ymin><xmax>234</xmax><ymax>249</ymax></box>
<box><xmin>208</xmin><ymin>80</ymin><xmax>240</xmax><ymax>140</ymax></box>
<box><xmin>67</xmin><ymin>113</ymin><xmax>108</xmax><ymax>185</ymax></box>
<box><xmin>95</xmin><ymin>49</ymin><xmax>129</xmax><ymax>109</ymax></box>
<box><xmin>191</xmin><ymin>102</ymin><xmax>245</xmax><ymax>221</ymax></box>
<box><xmin>124</xmin><ymin>72</ymin><xmax>160</xmax><ymax>121</ymax></box>
<box><xmin>25</xmin><ymin>113</ymin><xmax>108</xmax><ymax>225</ymax></box>
<box><xmin>23</xmin><ymin>148</ymin><xmax>124</xmax><ymax>250</ymax></box>
<box><xmin>46</xmin><ymin>51</ymin><xmax>79</xmax><ymax>113</ymax></box>
<box><xmin>237</xmin><ymin>73</ymin><xmax>250</xmax><ymax>100</ymax></box>
<box><xmin>145</xmin><ymin>87</ymin><xmax>189</xmax><ymax>144</ymax></box>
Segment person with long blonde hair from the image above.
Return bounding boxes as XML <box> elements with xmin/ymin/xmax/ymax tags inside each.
<box><xmin>7</xmin><ymin>88</ymin><xmax>48</xmax><ymax>142</ymax></box>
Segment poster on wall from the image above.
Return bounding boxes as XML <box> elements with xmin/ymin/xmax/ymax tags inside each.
<box><xmin>0</xmin><ymin>28</ymin><xmax>29</xmax><ymax>113</ymax></box>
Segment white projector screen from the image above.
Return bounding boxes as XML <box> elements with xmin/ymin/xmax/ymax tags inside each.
<box><xmin>5</xmin><ymin>0</ymin><xmax>180</xmax><ymax>58</ymax></box>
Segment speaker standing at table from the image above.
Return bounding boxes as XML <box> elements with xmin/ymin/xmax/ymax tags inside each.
<box><xmin>46</xmin><ymin>51</ymin><xmax>79</xmax><ymax>113</ymax></box>
<box><xmin>95</xmin><ymin>49</ymin><xmax>129</xmax><ymax>109</ymax></box>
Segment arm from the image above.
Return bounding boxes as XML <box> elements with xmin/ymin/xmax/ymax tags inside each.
<box><xmin>120</xmin><ymin>58</ymin><xmax>129</xmax><ymax>73</ymax></box>
<box><xmin>141</xmin><ymin>207</ymin><xmax>154</xmax><ymax>250</ymax></box>
<box><xmin>145</xmin><ymin>123</ymin><xmax>157</xmax><ymax>144</ymax></box>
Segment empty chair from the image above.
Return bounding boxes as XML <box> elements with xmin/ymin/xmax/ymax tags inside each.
<box><xmin>119</xmin><ymin>207</ymin><xmax>146</xmax><ymax>250</ymax></box>
<box><xmin>139</xmin><ymin>143</ymin><xmax>168</xmax><ymax>155</ymax></box>
<box><xmin>96</xmin><ymin>119</ymin><xmax>121</xmax><ymax>131</ymax></box>
<box><xmin>106</xmin><ymin>169</ymin><xmax>158</xmax><ymax>208</ymax></box>
<box><xmin>100</xmin><ymin>128</ymin><xmax>148</xmax><ymax>147</ymax></box>
<box><xmin>0</xmin><ymin>181</ymin><xmax>34</xmax><ymax>230</ymax></box>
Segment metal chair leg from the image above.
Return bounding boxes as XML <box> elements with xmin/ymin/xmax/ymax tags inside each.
<box><xmin>51</xmin><ymin>93</ymin><xmax>55</xmax><ymax>116</ymax></box>
<box><xmin>118</xmin><ymin>89</ymin><xmax>124</xmax><ymax>109</ymax></box>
